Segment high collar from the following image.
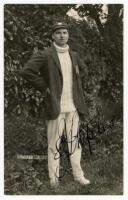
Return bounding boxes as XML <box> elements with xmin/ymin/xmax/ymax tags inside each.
<box><xmin>53</xmin><ymin>42</ymin><xmax>69</xmax><ymax>53</ymax></box>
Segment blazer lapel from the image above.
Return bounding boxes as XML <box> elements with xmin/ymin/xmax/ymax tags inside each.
<box><xmin>69</xmin><ymin>49</ymin><xmax>78</xmax><ymax>74</ymax></box>
<box><xmin>50</xmin><ymin>45</ymin><xmax>62</xmax><ymax>74</ymax></box>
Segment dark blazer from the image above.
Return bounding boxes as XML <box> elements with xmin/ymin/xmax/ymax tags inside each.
<box><xmin>21</xmin><ymin>44</ymin><xmax>88</xmax><ymax>120</ymax></box>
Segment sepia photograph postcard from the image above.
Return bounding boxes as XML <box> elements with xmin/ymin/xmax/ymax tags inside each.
<box><xmin>0</xmin><ymin>0</ymin><xmax>128</xmax><ymax>199</ymax></box>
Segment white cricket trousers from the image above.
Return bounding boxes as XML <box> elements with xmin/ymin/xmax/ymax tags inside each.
<box><xmin>47</xmin><ymin>111</ymin><xmax>84</xmax><ymax>179</ymax></box>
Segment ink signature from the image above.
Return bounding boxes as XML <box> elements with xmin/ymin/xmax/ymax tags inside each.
<box><xmin>54</xmin><ymin>112</ymin><xmax>115</xmax><ymax>179</ymax></box>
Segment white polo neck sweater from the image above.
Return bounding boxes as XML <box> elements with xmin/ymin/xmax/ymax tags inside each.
<box><xmin>53</xmin><ymin>42</ymin><xmax>76</xmax><ymax>113</ymax></box>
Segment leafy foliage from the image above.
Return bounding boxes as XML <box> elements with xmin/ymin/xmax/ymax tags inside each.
<box><xmin>72</xmin><ymin>4</ymin><xmax>123</xmax><ymax>119</ymax></box>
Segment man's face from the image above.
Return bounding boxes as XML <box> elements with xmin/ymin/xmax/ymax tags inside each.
<box><xmin>52</xmin><ymin>28</ymin><xmax>69</xmax><ymax>47</ymax></box>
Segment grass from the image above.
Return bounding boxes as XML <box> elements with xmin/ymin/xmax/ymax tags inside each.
<box><xmin>4</xmin><ymin>114</ymin><xmax>123</xmax><ymax>195</ymax></box>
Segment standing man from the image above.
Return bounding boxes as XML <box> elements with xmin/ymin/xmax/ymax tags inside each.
<box><xmin>21</xmin><ymin>22</ymin><xmax>90</xmax><ymax>187</ymax></box>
